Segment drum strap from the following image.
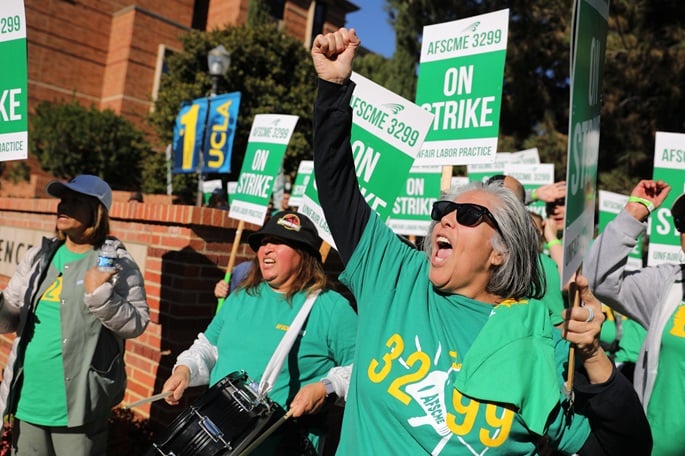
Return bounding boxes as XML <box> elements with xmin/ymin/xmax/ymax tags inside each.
<box><xmin>258</xmin><ymin>289</ymin><xmax>321</xmax><ymax>399</ymax></box>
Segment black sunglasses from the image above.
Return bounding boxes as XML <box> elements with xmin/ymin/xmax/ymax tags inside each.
<box><xmin>431</xmin><ymin>201</ymin><xmax>503</xmax><ymax>236</ymax></box>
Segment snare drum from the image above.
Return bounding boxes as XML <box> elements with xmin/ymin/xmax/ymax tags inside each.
<box><xmin>148</xmin><ymin>370</ymin><xmax>284</xmax><ymax>456</ymax></box>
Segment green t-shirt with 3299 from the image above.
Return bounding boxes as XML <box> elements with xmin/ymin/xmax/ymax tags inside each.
<box><xmin>336</xmin><ymin>214</ymin><xmax>590</xmax><ymax>455</ymax></box>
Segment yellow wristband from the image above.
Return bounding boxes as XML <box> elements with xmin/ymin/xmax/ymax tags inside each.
<box><xmin>545</xmin><ymin>239</ymin><xmax>562</xmax><ymax>249</ymax></box>
<box><xmin>531</xmin><ymin>189</ymin><xmax>538</xmax><ymax>201</ymax></box>
<box><xmin>628</xmin><ymin>195</ymin><xmax>654</xmax><ymax>213</ymax></box>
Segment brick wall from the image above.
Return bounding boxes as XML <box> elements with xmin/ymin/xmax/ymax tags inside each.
<box><xmin>26</xmin><ymin>0</ymin><xmax>192</xmax><ymax>127</ymax></box>
<box><xmin>206</xmin><ymin>0</ymin><xmax>246</xmax><ymax>30</ymax></box>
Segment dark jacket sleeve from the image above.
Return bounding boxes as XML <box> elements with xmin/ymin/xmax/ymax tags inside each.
<box><xmin>313</xmin><ymin>79</ymin><xmax>371</xmax><ymax>264</ymax></box>
<box><xmin>575</xmin><ymin>365</ymin><xmax>652</xmax><ymax>455</ymax></box>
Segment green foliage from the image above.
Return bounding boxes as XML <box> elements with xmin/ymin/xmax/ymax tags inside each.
<box><xmin>384</xmin><ymin>0</ymin><xmax>422</xmax><ymax>99</ymax></box>
<box><xmin>138</xmin><ymin>146</ymin><xmax>197</xmax><ymax>196</ymax></box>
<box><xmin>29</xmin><ymin>100</ymin><xmax>151</xmax><ymax>190</ymax></box>
<box><xmin>247</xmin><ymin>0</ymin><xmax>274</xmax><ymax>27</ymax></box>
<box><xmin>599</xmin><ymin>0</ymin><xmax>685</xmax><ymax>192</ymax></box>
<box><xmin>353</xmin><ymin>53</ymin><xmax>394</xmax><ymax>90</ymax></box>
<box><xmin>139</xmin><ymin>148</ymin><xmax>169</xmax><ymax>194</ymax></box>
<box><xmin>5</xmin><ymin>161</ymin><xmax>30</xmax><ymax>183</ymax></box>
<box><xmin>148</xmin><ymin>24</ymin><xmax>317</xmax><ymax>192</ymax></box>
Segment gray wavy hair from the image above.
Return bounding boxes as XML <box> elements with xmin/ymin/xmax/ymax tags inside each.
<box><xmin>423</xmin><ymin>181</ymin><xmax>545</xmax><ymax>300</ymax></box>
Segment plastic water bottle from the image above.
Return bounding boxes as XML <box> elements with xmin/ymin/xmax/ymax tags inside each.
<box><xmin>97</xmin><ymin>240</ymin><xmax>117</xmax><ymax>272</ymax></box>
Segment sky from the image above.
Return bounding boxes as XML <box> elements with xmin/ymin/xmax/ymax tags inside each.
<box><xmin>346</xmin><ymin>0</ymin><xmax>396</xmax><ymax>58</ymax></box>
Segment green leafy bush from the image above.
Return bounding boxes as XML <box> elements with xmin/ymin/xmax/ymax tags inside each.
<box><xmin>29</xmin><ymin>100</ymin><xmax>152</xmax><ymax>190</ymax></box>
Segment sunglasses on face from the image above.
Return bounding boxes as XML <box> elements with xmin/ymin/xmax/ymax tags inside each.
<box><xmin>431</xmin><ymin>201</ymin><xmax>503</xmax><ymax>236</ymax></box>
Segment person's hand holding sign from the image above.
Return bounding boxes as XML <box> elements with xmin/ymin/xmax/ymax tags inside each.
<box><xmin>562</xmin><ymin>275</ymin><xmax>611</xmax><ymax>384</ymax></box>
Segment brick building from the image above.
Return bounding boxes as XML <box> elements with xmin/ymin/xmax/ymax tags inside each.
<box><xmin>26</xmin><ymin>0</ymin><xmax>359</xmax><ymax>132</ymax></box>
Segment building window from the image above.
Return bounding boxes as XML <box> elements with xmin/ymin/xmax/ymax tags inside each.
<box><xmin>269</xmin><ymin>0</ymin><xmax>285</xmax><ymax>20</ymax></box>
<box><xmin>311</xmin><ymin>1</ymin><xmax>327</xmax><ymax>37</ymax></box>
<box><xmin>192</xmin><ymin>0</ymin><xmax>210</xmax><ymax>30</ymax></box>
<box><xmin>150</xmin><ymin>44</ymin><xmax>177</xmax><ymax>111</ymax></box>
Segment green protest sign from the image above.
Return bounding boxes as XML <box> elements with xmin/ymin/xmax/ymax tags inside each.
<box><xmin>300</xmin><ymin>72</ymin><xmax>434</xmax><ymax>248</ymax></box>
<box><xmin>387</xmin><ymin>165</ymin><xmax>442</xmax><ymax>236</ymax></box>
<box><xmin>415</xmin><ymin>9</ymin><xmax>508</xmax><ymax>166</ymax></box>
<box><xmin>466</xmin><ymin>148</ymin><xmax>540</xmax><ymax>183</ymax></box>
<box><xmin>288</xmin><ymin>160</ymin><xmax>312</xmax><ymax>208</ymax></box>
<box><xmin>562</xmin><ymin>0</ymin><xmax>609</xmax><ymax>284</ymax></box>
<box><xmin>505</xmin><ymin>163</ymin><xmax>555</xmax><ymax>217</ymax></box>
<box><xmin>598</xmin><ymin>190</ymin><xmax>643</xmax><ymax>269</ymax></box>
<box><xmin>201</xmin><ymin>179</ymin><xmax>223</xmax><ymax>205</ymax></box>
<box><xmin>228</xmin><ymin>114</ymin><xmax>298</xmax><ymax>225</ymax></box>
<box><xmin>227</xmin><ymin>181</ymin><xmax>237</xmax><ymax>205</ymax></box>
<box><xmin>0</xmin><ymin>1</ymin><xmax>28</xmax><ymax>162</ymax></box>
<box><xmin>648</xmin><ymin>131</ymin><xmax>685</xmax><ymax>265</ymax></box>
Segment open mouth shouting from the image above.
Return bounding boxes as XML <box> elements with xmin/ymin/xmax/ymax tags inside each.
<box><xmin>432</xmin><ymin>235</ymin><xmax>453</xmax><ymax>265</ymax></box>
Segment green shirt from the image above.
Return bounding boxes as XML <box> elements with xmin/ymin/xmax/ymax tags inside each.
<box><xmin>337</xmin><ymin>214</ymin><xmax>590</xmax><ymax>455</ymax></box>
<box><xmin>205</xmin><ymin>282</ymin><xmax>357</xmax><ymax>406</ymax></box>
<box><xmin>646</xmin><ymin>302</ymin><xmax>685</xmax><ymax>455</ymax></box>
<box><xmin>614</xmin><ymin>317</ymin><xmax>647</xmax><ymax>364</ymax></box>
<box><xmin>599</xmin><ymin>305</ymin><xmax>618</xmax><ymax>349</ymax></box>
<box><xmin>599</xmin><ymin>308</ymin><xmax>646</xmax><ymax>364</ymax></box>
<box><xmin>16</xmin><ymin>244</ymin><xmax>89</xmax><ymax>426</ymax></box>
<box><xmin>531</xmin><ymin>253</ymin><xmax>565</xmax><ymax>326</ymax></box>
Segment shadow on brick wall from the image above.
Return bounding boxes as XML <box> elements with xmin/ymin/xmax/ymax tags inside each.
<box><xmin>147</xmin><ymin>247</ymin><xmax>223</xmax><ymax>440</ymax></box>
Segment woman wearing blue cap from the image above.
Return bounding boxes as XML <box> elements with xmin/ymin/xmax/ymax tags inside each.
<box><xmin>161</xmin><ymin>210</ymin><xmax>356</xmax><ymax>454</ymax></box>
<box><xmin>0</xmin><ymin>174</ymin><xmax>149</xmax><ymax>455</ymax></box>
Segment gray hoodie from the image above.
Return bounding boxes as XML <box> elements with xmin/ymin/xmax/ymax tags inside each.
<box><xmin>584</xmin><ymin>209</ymin><xmax>684</xmax><ymax>409</ymax></box>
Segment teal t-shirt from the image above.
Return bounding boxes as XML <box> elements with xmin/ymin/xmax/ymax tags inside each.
<box><xmin>531</xmin><ymin>253</ymin><xmax>565</xmax><ymax>326</ymax></box>
<box><xmin>16</xmin><ymin>244</ymin><xmax>89</xmax><ymax>426</ymax></box>
<box><xmin>599</xmin><ymin>305</ymin><xmax>619</xmax><ymax>351</ymax></box>
<box><xmin>337</xmin><ymin>214</ymin><xmax>590</xmax><ymax>455</ymax></box>
<box><xmin>613</xmin><ymin>317</ymin><xmax>647</xmax><ymax>364</ymax></box>
<box><xmin>599</xmin><ymin>308</ymin><xmax>646</xmax><ymax>364</ymax></box>
<box><xmin>204</xmin><ymin>282</ymin><xmax>357</xmax><ymax>407</ymax></box>
<box><xmin>646</xmin><ymin>301</ymin><xmax>685</xmax><ymax>455</ymax></box>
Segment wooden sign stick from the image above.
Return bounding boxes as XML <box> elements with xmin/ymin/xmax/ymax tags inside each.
<box><xmin>216</xmin><ymin>219</ymin><xmax>245</xmax><ymax>312</ymax></box>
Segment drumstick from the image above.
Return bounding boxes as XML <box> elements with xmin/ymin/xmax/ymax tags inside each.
<box><xmin>238</xmin><ymin>409</ymin><xmax>293</xmax><ymax>456</ymax></box>
<box><xmin>123</xmin><ymin>391</ymin><xmax>172</xmax><ymax>409</ymax></box>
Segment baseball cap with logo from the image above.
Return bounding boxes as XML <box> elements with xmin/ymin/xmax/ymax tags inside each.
<box><xmin>248</xmin><ymin>211</ymin><xmax>322</xmax><ymax>260</ymax></box>
<box><xmin>671</xmin><ymin>192</ymin><xmax>685</xmax><ymax>233</ymax></box>
<box><xmin>46</xmin><ymin>175</ymin><xmax>113</xmax><ymax>211</ymax></box>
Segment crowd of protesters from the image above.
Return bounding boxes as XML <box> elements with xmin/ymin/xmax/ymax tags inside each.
<box><xmin>3</xmin><ymin>20</ymin><xmax>685</xmax><ymax>456</ymax></box>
